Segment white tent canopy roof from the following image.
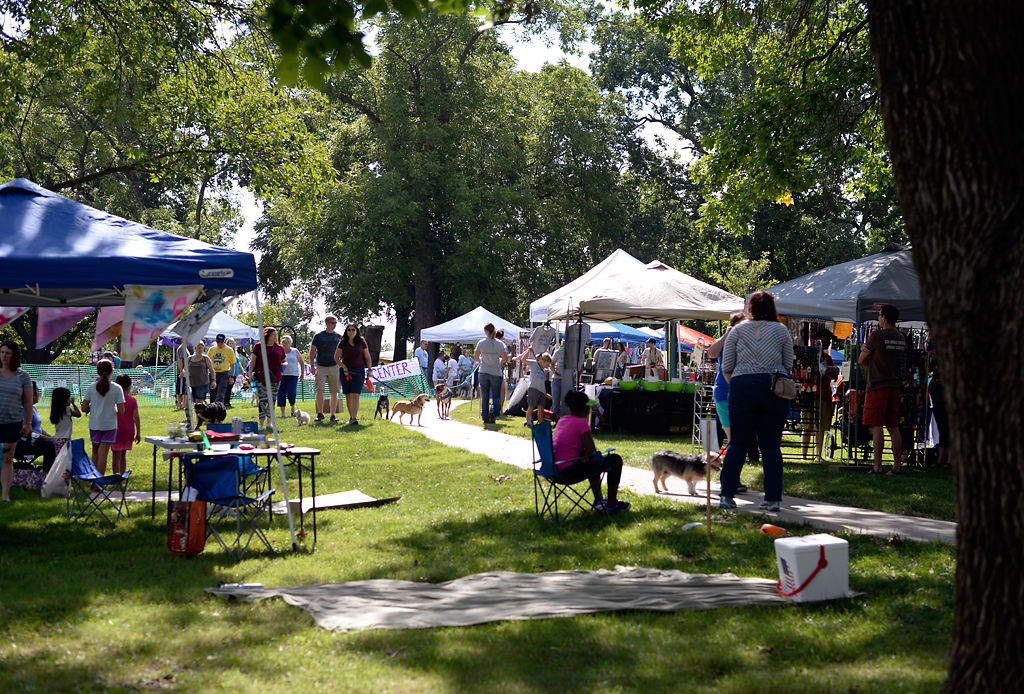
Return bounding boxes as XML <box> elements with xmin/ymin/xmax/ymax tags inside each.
<box><xmin>530</xmin><ymin>248</ymin><xmax>646</xmax><ymax>323</ymax></box>
<box><xmin>762</xmin><ymin>246</ymin><xmax>923</xmax><ymax>324</ymax></box>
<box><xmin>162</xmin><ymin>311</ymin><xmax>259</xmax><ymax>343</ymax></box>
<box><xmin>546</xmin><ymin>261</ymin><xmax>744</xmax><ymax>322</ymax></box>
<box><xmin>420</xmin><ymin>306</ymin><xmax>526</xmax><ymax>345</ymax></box>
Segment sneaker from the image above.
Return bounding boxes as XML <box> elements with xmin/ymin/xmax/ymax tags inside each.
<box><xmin>349</xmin><ymin>418</ymin><xmax>358</xmax><ymax>425</ymax></box>
<box><xmin>736</xmin><ymin>484</ymin><xmax>748</xmax><ymax>494</ymax></box>
<box><xmin>757</xmin><ymin>498</ymin><xmax>769</xmax><ymax>510</ymax></box>
<box><xmin>595</xmin><ymin>499</ymin><xmax>630</xmax><ymax>514</ymax></box>
<box><xmin>767</xmin><ymin>501</ymin><xmax>781</xmax><ymax>512</ymax></box>
<box><xmin>224</xmin><ymin>404</ymin><xmax>233</xmax><ymax>409</ymax></box>
<box><xmin>718</xmin><ymin>496</ymin><xmax>736</xmax><ymax>509</ymax></box>
<box><xmin>316</xmin><ymin>413</ymin><xmax>324</xmax><ymax>422</ymax></box>
<box><xmin>329</xmin><ymin>415</ymin><xmax>338</xmax><ymax>422</ymax></box>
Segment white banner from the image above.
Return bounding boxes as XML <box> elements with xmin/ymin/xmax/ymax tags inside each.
<box><xmin>122</xmin><ymin>284</ymin><xmax>201</xmax><ymax>361</ymax></box>
<box><xmin>173</xmin><ymin>292</ymin><xmax>232</xmax><ymax>345</ymax></box>
<box><xmin>368</xmin><ymin>358</ymin><xmax>422</xmax><ymax>383</ymax></box>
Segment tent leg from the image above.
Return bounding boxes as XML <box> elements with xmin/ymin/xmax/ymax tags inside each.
<box><xmin>255</xmin><ymin>291</ymin><xmax>299</xmax><ymax>552</ymax></box>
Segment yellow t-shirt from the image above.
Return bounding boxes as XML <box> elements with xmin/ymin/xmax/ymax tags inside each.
<box><xmin>207</xmin><ymin>346</ymin><xmax>236</xmax><ymax>374</ymax></box>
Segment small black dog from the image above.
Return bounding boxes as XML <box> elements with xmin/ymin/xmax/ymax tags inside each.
<box><xmin>374</xmin><ymin>394</ymin><xmax>391</xmax><ymax>419</ymax></box>
<box><xmin>194</xmin><ymin>401</ymin><xmax>227</xmax><ymax>425</ymax></box>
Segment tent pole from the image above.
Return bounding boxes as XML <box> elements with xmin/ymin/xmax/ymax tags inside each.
<box><xmin>255</xmin><ymin>291</ymin><xmax>298</xmax><ymax>552</ymax></box>
<box><xmin>704</xmin><ymin>418</ymin><xmax>713</xmax><ymax>538</ymax></box>
<box><xmin>183</xmin><ymin>343</ymin><xmax>194</xmax><ymax>431</ymax></box>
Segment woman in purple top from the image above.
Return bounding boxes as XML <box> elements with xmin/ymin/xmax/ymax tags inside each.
<box><xmin>336</xmin><ymin>323</ymin><xmax>373</xmax><ymax>425</ymax></box>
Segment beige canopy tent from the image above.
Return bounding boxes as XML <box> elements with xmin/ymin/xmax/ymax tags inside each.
<box><xmin>545</xmin><ymin>261</ymin><xmax>744</xmax><ymax>322</ymax></box>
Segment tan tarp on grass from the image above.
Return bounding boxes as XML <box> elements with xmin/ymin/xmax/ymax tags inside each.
<box><xmin>207</xmin><ymin>566</ymin><xmax>789</xmax><ymax>631</ymax></box>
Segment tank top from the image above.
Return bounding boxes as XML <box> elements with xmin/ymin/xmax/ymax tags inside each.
<box><xmin>188</xmin><ymin>356</ymin><xmax>210</xmax><ymax>386</ymax></box>
<box><xmin>283</xmin><ymin>348</ymin><xmax>301</xmax><ymax>377</ymax></box>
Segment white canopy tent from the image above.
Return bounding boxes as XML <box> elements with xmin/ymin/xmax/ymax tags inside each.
<box><xmin>161</xmin><ymin>311</ymin><xmax>259</xmax><ymax>344</ymax></box>
<box><xmin>529</xmin><ymin>248</ymin><xmax>646</xmax><ymax>323</ymax></box>
<box><xmin>761</xmin><ymin>245</ymin><xmax>923</xmax><ymax>324</ymax></box>
<box><xmin>546</xmin><ymin>261</ymin><xmax>744</xmax><ymax>322</ymax></box>
<box><xmin>420</xmin><ymin>306</ymin><xmax>526</xmax><ymax>345</ymax></box>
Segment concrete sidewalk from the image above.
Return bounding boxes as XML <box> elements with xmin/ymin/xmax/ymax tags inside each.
<box><xmin>401</xmin><ymin>400</ymin><xmax>956</xmax><ymax>545</ymax></box>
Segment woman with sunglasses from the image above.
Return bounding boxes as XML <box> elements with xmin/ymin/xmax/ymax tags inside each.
<box><xmin>335</xmin><ymin>323</ymin><xmax>373</xmax><ymax>425</ymax></box>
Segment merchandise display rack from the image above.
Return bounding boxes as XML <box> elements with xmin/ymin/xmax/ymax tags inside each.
<box><xmin>838</xmin><ymin>329</ymin><xmax>930</xmax><ymax>466</ymax></box>
<box><xmin>780</xmin><ymin>345</ymin><xmax>829</xmax><ymax>462</ymax></box>
<box><xmin>692</xmin><ymin>351</ymin><xmax>718</xmax><ymax>453</ymax></box>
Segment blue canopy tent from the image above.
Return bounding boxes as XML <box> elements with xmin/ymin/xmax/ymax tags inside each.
<box><xmin>586</xmin><ymin>322</ymin><xmax>651</xmax><ymax>344</ymax></box>
<box><xmin>0</xmin><ymin>178</ymin><xmax>298</xmax><ymax>551</ymax></box>
<box><xmin>0</xmin><ymin>179</ymin><xmax>256</xmax><ymax>306</ymax></box>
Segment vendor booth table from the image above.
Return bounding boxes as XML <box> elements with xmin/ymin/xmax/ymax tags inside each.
<box><xmin>145</xmin><ymin>437</ymin><xmax>322</xmax><ymax>544</ymax></box>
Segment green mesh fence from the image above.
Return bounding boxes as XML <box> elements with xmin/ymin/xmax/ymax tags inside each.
<box><xmin>22</xmin><ymin>363</ymin><xmax>431</xmax><ymax>407</ymax></box>
<box><xmin>23</xmin><ymin>363</ymin><xmax>178</xmax><ymax>407</ymax></box>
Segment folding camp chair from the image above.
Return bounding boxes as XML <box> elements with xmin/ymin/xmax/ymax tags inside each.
<box><xmin>182</xmin><ymin>454</ymin><xmax>275</xmax><ymax>558</ymax></box>
<box><xmin>531</xmin><ymin>421</ymin><xmax>612</xmax><ymax>521</ymax></box>
<box><xmin>66</xmin><ymin>438</ymin><xmax>132</xmax><ymax>525</ymax></box>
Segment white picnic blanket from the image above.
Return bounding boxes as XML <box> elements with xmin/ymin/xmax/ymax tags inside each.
<box><xmin>207</xmin><ymin>566</ymin><xmax>788</xmax><ymax>631</ymax></box>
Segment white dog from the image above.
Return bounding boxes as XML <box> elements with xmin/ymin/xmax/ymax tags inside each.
<box><xmin>294</xmin><ymin>409</ymin><xmax>311</xmax><ymax>426</ymax></box>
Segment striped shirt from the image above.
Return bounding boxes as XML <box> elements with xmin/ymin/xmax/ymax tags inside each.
<box><xmin>722</xmin><ymin>321</ymin><xmax>795</xmax><ymax>378</ymax></box>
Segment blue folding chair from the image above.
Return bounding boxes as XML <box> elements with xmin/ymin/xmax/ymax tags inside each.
<box><xmin>182</xmin><ymin>455</ymin><xmax>275</xmax><ymax>559</ymax></box>
<box><xmin>66</xmin><ymin>439</ymin><xmax>132</xmax><ymax>525</ymax></box>
<box><xmin>531</xmin><ymin>421</ymin><xmax>613</xmax><ymax>521</ymax></box>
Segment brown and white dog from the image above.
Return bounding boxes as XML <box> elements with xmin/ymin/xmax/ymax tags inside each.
<box><xmin>388</xmin><ymin>393</ymin><xmax>430</xmax><ymax>426</ymax></box>
<box><xmin>651</xmin><ymin>449</ymin><xmax>722</xmax><ymax>496</ymax></box>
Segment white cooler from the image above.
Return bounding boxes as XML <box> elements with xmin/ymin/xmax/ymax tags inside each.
<box><xmin>774</xmin><ymin>533</ymin><xmax>849</xmax><ymax>602</ymax></box>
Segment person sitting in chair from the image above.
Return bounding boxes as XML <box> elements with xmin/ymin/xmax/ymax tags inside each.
<box><xmin>551</xmin><ymin>390</ymin><xmax>630</xmax><ymax>514</ymax></box>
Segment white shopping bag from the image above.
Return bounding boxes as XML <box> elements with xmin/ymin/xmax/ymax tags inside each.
<box><xmin>41</xmin><ymin>443</ymin><xmax>71</xmax><ymax>498</ymax></box>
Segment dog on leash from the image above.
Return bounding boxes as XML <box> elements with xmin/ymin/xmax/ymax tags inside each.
<box><xmin>374</xmin><ymin>393</ymin><xmax>391</xmax><ymax>419</ymax></box>
<box><xmin>651</xmin><ymin>449</ymin><xmax>722</xmax><ymax>496</ymax></box>
<box><xmin>434</xmin><ymin>383</ymin><xmax>453</xmax><ymax>419</ymax></box>
<box><xmin>194</xmin><ymin>401</ymin><xmax>227</xmax><ymax>425</ymax></box>
<box><xmin>389</xmin><ymin>393</ymin><xmax>430</xmax><ymax>426</ymax></box>
<box><xmin>294</xmin><ymin>409</ymin><xmax>311</xmax><ymax>426</ymax></box>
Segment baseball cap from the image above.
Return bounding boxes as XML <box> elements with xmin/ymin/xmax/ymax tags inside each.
<box><xmin>215</xmin><ymin>334</ymin><xmax>226</xmax><ymax>342</ymax></box>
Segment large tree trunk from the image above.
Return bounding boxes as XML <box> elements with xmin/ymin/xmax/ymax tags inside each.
<box><xmin>867</xmin><ymin>2</ymin><xmax>1024</xmax><ymax>690</ymax></box>
<box><xmin>412</xmin><ymin>236</ymin><xmax>441</xmax><ymax>364</ymax></box>
<box><xmin>393</xmin><ymin>308</ymin><xmax>412</xmax><ymax>361</ymax></box>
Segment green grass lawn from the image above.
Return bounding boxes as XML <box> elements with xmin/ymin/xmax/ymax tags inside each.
<box><xmin>0</xmin><ymin>401</ymin><xmax>954</xmax><ymax>693</ymax></box>
<box><xmin>450</xmin><ymin>401</ymin><xmax>956</xmax><ymax>522</ymax></box>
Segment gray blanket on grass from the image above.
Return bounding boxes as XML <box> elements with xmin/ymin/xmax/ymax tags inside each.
<box><xmin>206</xmin><ymin>566</ymin><xmax>789</xmax><ymax>631</ymax></box>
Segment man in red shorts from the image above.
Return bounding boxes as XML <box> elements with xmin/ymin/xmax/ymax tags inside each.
<box><xmin>858</xmin><ymin>304</ymin><xmax>907</xmax><ymax>474</ymax></box>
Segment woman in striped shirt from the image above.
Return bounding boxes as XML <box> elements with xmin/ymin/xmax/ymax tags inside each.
<box><xmin>718</xmin><ymin>292</ymin><xmax>795</xmax><ymax>513</ymax></box>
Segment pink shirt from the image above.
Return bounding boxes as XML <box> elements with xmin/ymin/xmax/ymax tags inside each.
<box><xmin>115</xmin><ymin>394</ymin><xmax>138</xmax><ymax>446</ymax></box>
<box><xmin>551</xmin><ymin>414</ymin><xmax>590</xmax><ymax>470</ymax></box>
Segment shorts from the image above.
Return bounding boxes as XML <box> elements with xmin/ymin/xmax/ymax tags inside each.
<box><xmin>1</xmin><ymin>421</ymin><xmax>23</xmax><ymax>445</ymax></box>
<box><xmin>715</xmin><ymin>400</ymin><xmax>730</xmax><ymax>429</ymax></box>
<box><xmin>342</xmin><ymin>368</ymin><xmax>364</xmax><ymax>395</ymax></box>
<box><xmin>315</xmin><ymin>364</ymin><xmax>341</xmax><ymax>395</ymax></box>
<box><xmin>175</xmin><ymin>377</ymin><xmax>187</xmax><ymax>396</ymax></box>
<box><xmin>801</xmin><ymin>400</ymin><xmax>835</xmax><ymax>431</ymax></box>
<box><xmin>527</xmin><ymin>387</ymin><xmax>546</xmax><ymax>408</ymax></box>
<box><xmin>863</xmin><ymin>387</ymin><xmax>900</xmax><ymax>428</ymax></box>
<box><xmin>90</xmin><ymin>429</ymin><xmax>117</xmax><ymax>445</ymax></box>
<box><xmin>190</xmin><ymin>384</ymin><xmax>210</xmax><ymax>401</ymax></box>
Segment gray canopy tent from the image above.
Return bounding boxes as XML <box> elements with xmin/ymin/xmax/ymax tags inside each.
<box><xmin>761</xmin><ymin>245</ymin><xmax>923</xmax><ymax>324</ymax></box>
